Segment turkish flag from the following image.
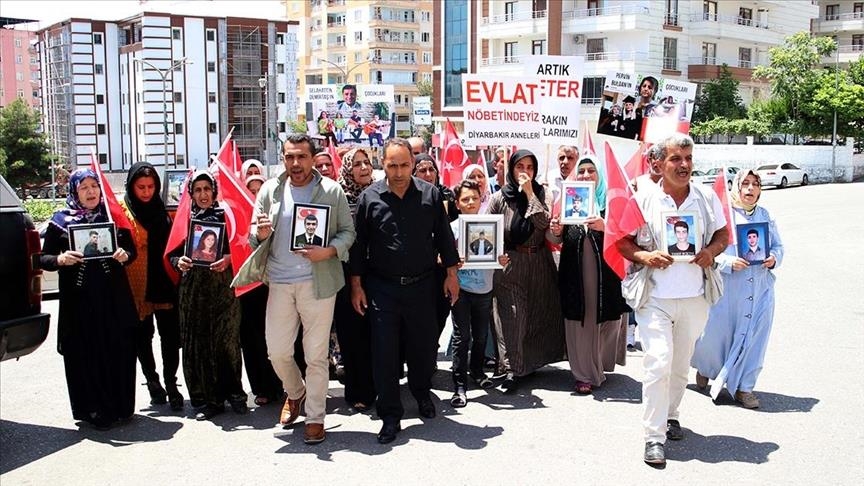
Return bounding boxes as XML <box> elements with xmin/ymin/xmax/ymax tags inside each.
<box><xmin>623</xmin><ymin>142</ymin><xmax>652</xmax><ymax>183</ymax></box>
<box><xmin>163</xmin><ymin>169</ymin><xmax>193</xmax><ymax>285</ymax></box>
<box><xmin>231</xmin><ymin>140</ymin><xmax>243</xmax><ymax>179</ymax></box>
<box><xmin>440</xmin><ymin>119</ymin><xmax>469</xmax><ymax>188</ymax></box>
<box><xmin>581</xmin><ymin>120</ymin><xmax>596</xmax><ymax>157</ymax></box>
<box><xmin>215</xmin><ymin>133</ymin><xmax>236</xmax><ymax>177</ymax></box>
<box><xmin>89</xmin><ymin>149</ymin><xmax>133</xmax><ymax>233</ymax></box>
<box><xmin>326</xmin><ymin>141</ymin><xmax>342</xmax><ymax>178</ymax></box>
<box><xmin>711</xmin><ymin>165</ymin><xmax>736</xmax><ymax>246</ymax></box>
<box><xmin>213</xmin><ymin>159</ymin><xmax>261</xmax><ymax>297</ymax></box>
<box><xmin>602</xmin><ymin>142</ymin><xmax>646</xmax><ymax>280</ymax></box>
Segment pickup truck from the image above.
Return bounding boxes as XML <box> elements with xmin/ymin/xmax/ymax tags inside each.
<box><xmin>0</xmin><ymin>175</ymin><xmax>50</xmax><ymax>361</ymax></box>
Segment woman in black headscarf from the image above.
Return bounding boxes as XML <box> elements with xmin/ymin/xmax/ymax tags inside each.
<box><xmin>413</xmin><ymin>153</ymin><xmax>459</xmax><ymax>221</ymax></box>
<box><xmin>120</xmin><ymin>162</ymin><xmax>184</xmax><ymax>410</ymax></box>
<box><xmin>487</xmin><ymin>150</ymin><xmax>564</xmax><ymax>390</ymax></box>
<box><xmin>40</xmin><ymin>169</ymin><xmax>138</xmax><ymax>429</ymax></box>
<box><xmin>169</xmin><ymin>170</ymin><xmax>247</xmax><ymax>421</ymax></box>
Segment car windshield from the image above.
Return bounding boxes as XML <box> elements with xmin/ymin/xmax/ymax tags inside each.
<box><xmin>691</xmin><ymin>170</ymin><xmax>705</xmax><ymax>176</ymax></box>
<box><xmin>757</xmin><ymin>165</ymin><xmax>778</xmax><ymax>170</ymax></box>
<box><xmin>706</xmin><ymin>168</ymin><xmax>720</xmax><ymax>175</ymax></box>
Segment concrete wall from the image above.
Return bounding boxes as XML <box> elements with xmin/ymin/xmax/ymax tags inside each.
<box><xmin>692</xmin><ymin>142</ymin><xmax>859</xmax><ymax>183</ymax></box>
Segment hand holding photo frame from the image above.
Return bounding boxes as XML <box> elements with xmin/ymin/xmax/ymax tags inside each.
<box><xmin>660</xmin><ymin>211</ymin><xmax>701</xmax><ymax>262</ymax></box>
<box><xmin>290</xmin><ymin>203</ymin><xmax>331</xmax><ymax>251</ymax></box>
<box><xmin>458</xmin><ymin>214</ymin><xmax>505</xmax><ymax>270</ymax></box>
<box><xmin>163</xmin><ymin>169</ymin><xmax>190</xmax><ymax>209</ymax></box>
<box><xmin>186</xmin><ymin>219</ymin><xmax>225</xmax><ymax>266</ymax></box>
<box><xmin>68</xmin><ymin>222</ymin><xmax>117</xmax><ymax>260</ymax></box>
<box><xmin>736</xmin><ymin>222</ymin><xmax>769</xmax><ymax>265</ymax></box>
<box><xmin>560</xmin><ymin>181</ymin><xmax>595</xmax><ymax>225</ymax></box>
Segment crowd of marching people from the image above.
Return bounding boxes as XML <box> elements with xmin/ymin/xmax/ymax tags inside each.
<box><xmin>42</xmin><ymin>131</ymin><xmax>782</xmax><ymax>466</ymax></box>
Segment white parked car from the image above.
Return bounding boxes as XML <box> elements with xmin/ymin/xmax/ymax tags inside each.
<box><xmin>756</xmin><ymin>163</ymin><xmax>809</xmax><ymax>188</ymax></box>
<box><xmin>690</xmin><ymin>169</ymin><xmax>710</xmax><ymax>185</ymax></box>
<box><xmin>702</xmin><ymin>167</ymin><xmax>740</xmax><ymax>191</ymax></box>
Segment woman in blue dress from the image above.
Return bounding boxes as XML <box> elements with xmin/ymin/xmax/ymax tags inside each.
<box><xmin>690</xmin><ymin>169</ymin><xmax>784</xmax><ymax>409</ymax></box>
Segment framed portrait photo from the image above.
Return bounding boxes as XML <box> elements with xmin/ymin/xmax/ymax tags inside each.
<box><xmin>560</xmin><ymin>181</ymin><xmax>595</xmax><ymax>225</ymax></box>
<box><xmin>660</xmin><ymin>211</ymin><xmax>701</xmax><ymax>262</ymax></box>
<box><xmin>290</xmin><ymin>203</ymin><xmax>331</xmax><ymax>251</ymax></box>
<box><xmin>186</xmin><ymin>219</ymin><xmax>225</xmax><ymax>267</ymax></box>
<box><xmin>736</xmin><ymin>222</ymin><xmax>770</xmax><ymax>265</ymax></box>
<box><xmin>458</xmin><ymin>214</ymin><xmax>504</xmax><ymax>270</ymax></box>
<box><xmin>163</xmin><ymin>169</ymin><xmax>189</xmax><ymax>209</ymax></box>
<box><xmin>68</xmin><ymin>222</ymin><xmax>117</xmax><ymax>260</ymax></box>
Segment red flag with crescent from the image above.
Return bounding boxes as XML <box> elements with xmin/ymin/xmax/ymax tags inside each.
<box><xmin>440</xmin><ymin>119</ymin><xmax>469</xmax><ymax>188</ymax></box>
<box><xmin>602</xmin><ymin>142</ymin><xmax>646</xmax><ymax>280</ymax></box>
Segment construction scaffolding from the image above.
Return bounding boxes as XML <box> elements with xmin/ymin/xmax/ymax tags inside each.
<box><xmin>40</xmin><ymin>24</ymin><xmax>74</xmax><ymax>173</ymax></box>
<box><xmin>224</xmin><ymin>20</ymin><xmax>271</xmax><ymax>163</ymax></box>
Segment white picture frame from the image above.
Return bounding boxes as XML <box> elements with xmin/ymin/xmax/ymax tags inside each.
<box><xmin>660</xmin><ymin>210</ymin><xmax>702</xmax><ymax>262</ymax></box>
<box><xmin>458</xmin><ymin>214</ymin><xmax>504</xmax><ymax>270</ymax></box>
<box><xmin>560</xmin><ymin>180</ymin><xmax>596</xmax><ymax>225</ymax></box>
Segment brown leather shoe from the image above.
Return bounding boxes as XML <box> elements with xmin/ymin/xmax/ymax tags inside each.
<box><xmin>303</xmin><ymin>423</ymin><xmax>325</xmax><ymax>444</ymax></box>
<box><xmin>695</xmin><ymin>372</ymin><xmax>709</xmax><ymax>391</ymax></box>
<box><xmin>279</xmin><ymin>392</ymin><xmax>306</xmax><ymax>426</ymax></box>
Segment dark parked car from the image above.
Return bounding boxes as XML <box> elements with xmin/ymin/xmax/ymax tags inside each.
<box><xmin>0</xmin><ymin>175</ymin><xmax>50</xmax><ymax>361</ymax></box>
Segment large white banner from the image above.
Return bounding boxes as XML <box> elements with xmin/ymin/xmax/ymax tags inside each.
<box><xmin>304</xmin><ymin>84</ymin><xmax>395</xmax><ymax>147</ymax></box>
<box><xmin>522</xmin><ymin>55</ymin><xmax>585</xmax><ymax>145</ymax></box>
<box><xmin>461</xmin><ymin>75</ymin><xmax>543</xmax><ymax>146</ymax></box>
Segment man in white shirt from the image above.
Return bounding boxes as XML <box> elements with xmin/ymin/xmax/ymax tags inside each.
<box><xmin>616</xmin><ymin>133</ymin><xmax>729</xmax><ymax>467</ymax></box>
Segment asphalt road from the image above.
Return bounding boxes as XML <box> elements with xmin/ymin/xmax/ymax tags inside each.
<box><xmin>2</xmin><ymin>182</ymin><xmax>862</xmax><ymax>485</ymax></box>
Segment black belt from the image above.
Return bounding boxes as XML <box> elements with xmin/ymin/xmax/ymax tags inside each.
<box><xmin>374</xmin><ymin>270</ymin><xmax>433</xmax><ymax>286</ymax></box>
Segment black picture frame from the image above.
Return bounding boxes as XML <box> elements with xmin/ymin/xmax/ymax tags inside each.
<box><xmin>290</xmin><ymin>203</ymin><xmax>331</xmax><ymax>251</ymax></box>
<box><xmin>186</xmin><ymin>219</ymin><xmax>225</xmax><ymax>266</ymax></box>
<box><xmin>68</xmin><ymin>222</ymin><xmax>117</xmax><ymax>260</ymax></box>
<box><xmin>163</xmin><ymin>169</ymin><xmax>189</xmax><ymax>209</ymax></box>
<box><xmin>736</xmin><ymin>221</ymin><xmax>770</xmax><ymax>265</ymax></box>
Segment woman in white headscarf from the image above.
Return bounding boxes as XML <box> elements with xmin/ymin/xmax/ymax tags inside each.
<box><xmin>461</xmin><ymin>163</ymin><xmax>491</xmax><ymax>214</ymax></box>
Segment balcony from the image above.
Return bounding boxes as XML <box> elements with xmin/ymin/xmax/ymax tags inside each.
<box><xmin>561</xmin><ymin>4</ymin><xmax>652</xmax><ymax>33</ymax></box>
<box><xmin>825</xmin><ymin>44</ymin><xmax>864</xmax><ymax>64</ymax></box>
<box><xmin>368</xmin><ymin>35</ymin><xmax>417</xmax><ymax>49</ymax></box>
<box><xmin>478</xmin><ymin>10</ymin><xmax>547</xmax><ymax>39</ymax></box>
<box><xmin>813</xmin><ymin>12</ymin><xmax>864</xmax><ymax>33</ymax></box>
<box><xmin>687</xmin><ymin>57</ymin><xmax>758</xmax><ymax>82</ymax></box>
<box><xmin>369</xmin><ymin>14</ymin><xmax>419</xmax><ymax>27</ymax></box>
<box><xmin>687</xmin><ymin>13</ymin><xmax>784</xmax><ymax>45</ymax></box>
<box><xmin>371</xmin><ymin>57</ymin><xmax>417</xmax><ymax>68</ymax></box>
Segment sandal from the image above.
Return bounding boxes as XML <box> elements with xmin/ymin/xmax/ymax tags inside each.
<box><xmin>450</xmin><ymin>388</ymin><xmax>467</xmax><ymax>408</ymax></box>
<box><xmin>575</xmin><ymin>381</ymin><xmax>592</xmax><ymax>395</ymax></box>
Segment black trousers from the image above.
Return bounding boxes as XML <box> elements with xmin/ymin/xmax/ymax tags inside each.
<box><xmin>334</xmin><ymin>275</ymin><xmax>376</xmax><ymax>406</ymax></box>
<box><xmin>434</xmin><ymin>267</ymin><xmax>452</xmax><ymax>340</ymax></box>
<box><xmin>450</xmin><ymin>289</ymin><xmax>492</xmax><ymax>388</ymax></box>
<box><xmin>239</xmin><ymin>285</ymin><xmax>283</xmax><ymax>399</ymax></box>
<box><xmin>136</xmin><ymin>307</ymin><xmax>181</xmax><ymax>386</ymax></box>
<box><xmin>367</xmin><ymin>275</ymin><xmax>438</xmax><ymax>423</ymax></box>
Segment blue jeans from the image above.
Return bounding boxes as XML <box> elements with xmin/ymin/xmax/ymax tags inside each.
<box><xmin>450</xmin><ymin>289</ymin><xmax>492</xmax><ymax>388</ymax></box>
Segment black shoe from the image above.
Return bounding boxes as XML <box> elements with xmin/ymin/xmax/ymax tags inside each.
<box><xmin>377</xmin><ymin>422</ymin><xmax>401</xmax><ymax>444</ymax></box>
<box><xmin>501</xmin><ymin>372</ymin><xmax>516</xmax><ymax>392</ymax></box>
<box><xmin>450</xmin><ymin>387</ymin><xmax>467</xmax><ymax>408</ymax></box>
<box><xmin>230</xmin><ymin>398</ymin><xmax>249</xmax><ymax>415</ymax></box>
<box><xmin>666</xmin><ymin>419</ymin><xmax>684</xmax><ymax>441</ymax></box>
<box><xmin>644</xmin><ymin>441</ymin><xmax>666</xmax><ymax>466</ymax></box>
<box><xmin>418</xmin><ymin>397</ymin><xmax>436</xmax><ymax>418</ymax></box>
<box><xmin>167</xmin><ymin>387</ymin><xmax>184</xmax><ymax>411</ymax></box>
<box><xmin>195</xmin><ymin>404</ymin><xmax>225</xmax><ymax>421</ymax></box>
<box><xmin>146</xmin><ymin>380</ymin><xmax>168</xmax><ymax>405</ymax></box>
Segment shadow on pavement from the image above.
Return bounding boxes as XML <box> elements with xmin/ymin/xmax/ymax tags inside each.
<box><xmin>273</xmin><ymin>415</ymin><xmax>504</xmax><ymax>461</ymax></box>
<box><xmin>688</xmin><ymin>386</ymin><xmax>820</xmax><ymax>413</ymax></box>
<box><xmin>1</xmin><ymin>420</ymin><xmax>83</xmax><ymax>474</ymax></box>
<box><xmin>666</xmin><ymin>429</ymin><xmax>780</xmax><ymax>464</ymax></box>
<box><xmin>76</xmin><ymin>414</ymin><xmax>182</xmax><ymax>446</ymax></box>
<box><xmin>590</xmin><ymin>373</ymin><xmax>642</xmax><ymax>404</ymax></box>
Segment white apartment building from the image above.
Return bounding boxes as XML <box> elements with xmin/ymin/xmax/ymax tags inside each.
<box><xmin>434</xmin><ymin>0</ymin><xmax>819</xmax><ymax>129</ymax></box>
<box><xmin>811</xmin><ymin>0</ymin><xmax>864</xmax><ymax>65</ymax></box>
<box><xmin>38</xmin><ymin>13</ymin><xmax>299</xmax><ymax>172</ymax></box>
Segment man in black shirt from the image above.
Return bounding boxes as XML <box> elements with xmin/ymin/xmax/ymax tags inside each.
<box><xmin>349</xmin><ymin>138</ymin><xmax>460</xmax><ymax>445</ymax></box>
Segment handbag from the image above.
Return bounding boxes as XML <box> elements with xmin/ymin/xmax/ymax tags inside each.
<box><xmin>702</xmin><ymin>264</ymin><xmax>724</xmax><ymax>305</ymax></box>
<box><xmin>621</xmin><ymin>225</ymin><xmax>656</xmax><ymax>310</ymax></box>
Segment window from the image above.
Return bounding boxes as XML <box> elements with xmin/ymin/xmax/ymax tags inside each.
<box><xmin>355</xmin><ymin>31</ymin><xmax>363</xmax><ymax>42</ymax></box>
<box><xmin>852</xmin><ymin>35</ymin><xmax>863</xmax><ymax>51</ymax></box>
<box><xmin>97</xmin><ymin>124</ymin><xmax>106</xmax><ymax>135</ymax></box>
<box><xmin>278</xmin><ymin>122</ymin><xmax>286</xmax><ymax>133</ymax></box>
<box><xmin>586</xmin><ymin>38</ymin><xmax>605</xmax><ymax>60</ymax></box>
<box><xmin>172</xmin><ymin>28</ymin><xmax>181</xmax><ymax>40</ymax></box>
<box><xmin>532</xmin><ymin>39</ymin><xmax>545</xmax><ymax>55</ymax></box>
<box><xmin>826</xmin><ymin>4</ymin><xmax>839</xmax><ymax>20</ymax></box>
<box><xmin>663</xmin><ymin>37</ymin><xmax>678</xmax><ymax>70</ymax></box>
<box><xmin>208</xmin><ymin>123</ymin><xmax>216</xmax><ymax>134</ymax></box>
<box><xmin>98</xmin><ymin>154</ymin><xmax>108</xmax><ymax>165</ymax></box>
<box><xmin>422</xmin><ymin>52</ymin><xmax>432</xmax><ymax>64</ymax></box>
<box><xmin>93</xmin><ymin>33</ymin><xmax>103</xmax><ymax>45</ymax></box>
<box><xmin>422</xmin><ymin>72</ymin><xmax>432</xmax><ymax>83</ymax></box>
<box><xmin>276</xmin><ymin>33</ymin><xmax>285</xmax><ymax>45</ymax></box>
<box><xmin>15</xmin><ymin>38</ymin><xmax>22</xmax><ymax>47</ymax></box>
<box><xmin>277</xmin><ymin>63</ymin><xmax>285</xmax><ymax>74</ymax></box>
<box><xmin>587</xmin><ymin>0</ymin><xmax>600</xmax><ymax>16</ymax></box>
<box><xmin>738</xmin><ymin>47</ymin><xmax>752</xmax><ymax>68</ymax></box>
<box><xmin>855</xmin><ymin>3</ymin><xmax>863</xmax><ymax>18</ymax></box>
<box><xmin>176</xmin><ymin>154</ymin><xmax>185</xmax><ymax>165</ymax></box>
<box><xmin>95</xmin><ymin>63</ymin><xmax>104</xmax><ymax>74</ymax></box>
<box><xmin>504</xmin><ymin>41</ymin><xmax>517</xmax><ymax>62</ymax></box>
<box><xmin>16</xmin><ymin>72</ymin><xmax>24</xmax><ymax>81</ymax></box>
<box><xmin>173</xmin><ymin>92</ymin><xmax>182</xmax><ymax>102</ymax></box>
<box><xmin>421</xmin><ymin>11</ymin><xmax>430</xmax><ymax>22</ymax></box>
<box><xmin>702</xmin><ymin>43</ymin><xmax>716</xmax><ymax>64</ymax></box>
<box><xmin>504</xmin><ymin>2</ymin><xmax>516</xmax><ymax>21</ymax></box>
<box><xmin>278</xmin><ymin>92</ymin><xmax>286</xmax><ymax>103</ymax></box>
<box><xmin>96</xmin><ymin>94</ymin><xmax>104</xmax><ymax>104</ymax></box>
<box><xmin>665</xmin><ymin>0</ymin><xmax>679</xmax><ymax>25</ymax></box>
<box><xmin>703</xmin><ymin>1</ymin><xmax>717</xmax><ymax>21</ymax></box>
<box><xmin>581</xmin><ymin>76</ymin><xmax>604</xmax><ymax>104</ymax></box>
<box><xmin>422</xmin><ymin>32</ymin><xmax>430</xmax><ymax>43</ymax></box>
<box><xmin>175</xmin><ymin>123</ymin><xmax>184</xmax><ymax>135</ymax></box>
<box><xmin>533</xmin><ymin>0</ymin><xmax>546</xmax><ymax>16</ymax></box>
<box><xmin>17</xmin><ymin>89</ymin><xmax>24</xmax><ymax>98</ymax></box>
<box><xmin>355</xmin><ymin>73</ymin><xmax>363</xmax><ymax>83</ymax></box>
<box><xmin>444</xmin><ymin>0</ymin><xmax>468</xmax><ymax>107</ymax></box>
<box><xmin>738</xmin><ymin>8</ymin><xmax>753</xmax><ymax>26</ymax></box>
<box><xmin>207</xmin><ymin>61</ymin><xmax>215</xmax><ymax>72</ymax></box>
<box><xmin>208</xmin><ymin>91</ymin><xmax>216</xmax><ymax>102</ymax></box>
<box><xmin>206</xmin><ymin>30</ymin><xmax>215</xmax><ymax>41</ymax></box>
<box><xmin>15</xmin><ymin>55</ymin><xmax>22</xmax><ymax>64</ymax></box>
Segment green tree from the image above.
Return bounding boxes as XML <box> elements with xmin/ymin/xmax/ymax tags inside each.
<box><xmin>416</xmin><ymin>79</ymin><xmax>433</xmax><ymax>97</ymax></box>
<box><xmin>0</xmin><ymin>98</ymin><xmax>53</xmax><ymax>187</ymax></box>
<box><xmin>692</xmin><ymin>64</ymin><xmax>745</xmax><ymax>125</ymax></box>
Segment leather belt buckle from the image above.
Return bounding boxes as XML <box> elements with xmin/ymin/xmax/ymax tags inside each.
<box><xmin>399</xmin><ymin>276</ymin><xmax>412</xmax><ymax>285</ymax></box>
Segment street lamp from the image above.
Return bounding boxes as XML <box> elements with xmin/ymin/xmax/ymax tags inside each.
<box><xmin>258</xmin><ymin>74</ymin><xmax>272</xmax><ymax>177</ymax></box>
<box><xmin>316</xmin><ymin>54</ymin><xmax>376</xmax><ymax>82</ymax></box>
<box><xmin>133</xmin><ymin>57</ymin><xmax>192</xmax><ymax>168</ymax></box>
<box><xmin>831</xmin><ymin>38</ymin><xmax>839</xmax><ymax>183</ymax></box>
